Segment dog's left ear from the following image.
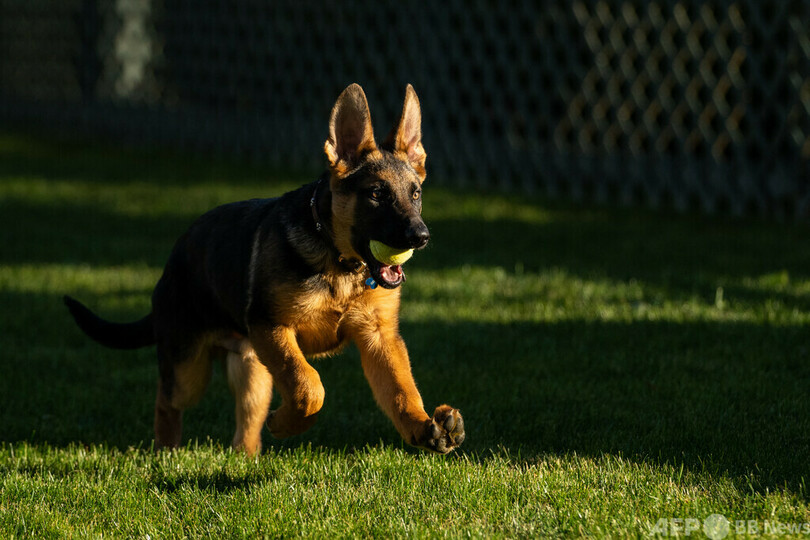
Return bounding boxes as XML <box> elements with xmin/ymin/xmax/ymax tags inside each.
<box><xmin>325</xmin><ymin>83</ymin><xmax>377</xmax><ymax>177</ymax></box>
<box><xmin>385</xmin><ymin>84</ymin><xmax>427</xmax><ymax>182</ymax></box>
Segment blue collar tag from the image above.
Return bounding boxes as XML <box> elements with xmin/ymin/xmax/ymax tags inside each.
<box><xmin>365</xmin><ymin>277</ymin><xmax>378</xmax><ymax>289</ymax></box>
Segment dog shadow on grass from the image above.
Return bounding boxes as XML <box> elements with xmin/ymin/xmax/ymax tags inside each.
<box><xmin>152</xmin><ymin>466</ymin><xmax>273</xmax><ymax>494</ymax></box>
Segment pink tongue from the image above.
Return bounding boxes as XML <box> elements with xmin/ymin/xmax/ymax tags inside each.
<box><xmin>380</xmin><ymin>264</ymin><xmax>403</xmax><ymax>283</ymax></box>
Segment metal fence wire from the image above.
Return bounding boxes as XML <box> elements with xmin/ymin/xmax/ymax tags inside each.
<box><xmin>1</xmin><ymin>1</ymin><xmax>809</xmax><ymax>219</ymax></box>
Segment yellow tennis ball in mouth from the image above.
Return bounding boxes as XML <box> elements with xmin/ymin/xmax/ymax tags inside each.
<box><xmin>369</xmin><ymin>240</ymin><xmax>414</xmax><ymax>266</ymax></box>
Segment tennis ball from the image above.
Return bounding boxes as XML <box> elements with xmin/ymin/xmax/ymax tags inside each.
<box><xmin>369</xmin><ymin>240</ymin><xmax>414</xmax><ymax>266</ymax></box>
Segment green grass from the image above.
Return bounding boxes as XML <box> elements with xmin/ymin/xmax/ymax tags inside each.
<box><xmin>1</xmin><ymin>134</ymin><xmax>809</xmax><ymax>537</ymax></box>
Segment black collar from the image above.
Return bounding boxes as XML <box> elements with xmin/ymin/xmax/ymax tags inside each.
<box><xmin>310</xmin><ymin>177</ymin><xmax>367</xmax><ymax>273</ymax></box>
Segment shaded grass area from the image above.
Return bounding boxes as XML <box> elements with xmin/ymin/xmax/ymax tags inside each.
<box><xmin>1</xmin><ymin>134</ymin><xmax>809</xmax><ymax>536</ymax></box>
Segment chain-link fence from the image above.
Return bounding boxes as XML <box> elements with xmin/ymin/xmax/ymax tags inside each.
<box><xmin>1</xmin><ymin>1</ymin><xmax>808</xmax><ymax>218</ymax></box>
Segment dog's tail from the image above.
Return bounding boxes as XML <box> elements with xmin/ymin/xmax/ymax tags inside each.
<box><xmin>63</xmin><ymin>295</ymin><xmax>155</xmax><ymax>350</ymax></box>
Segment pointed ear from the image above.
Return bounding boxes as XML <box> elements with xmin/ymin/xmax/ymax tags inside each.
<box><xmin>324</xmin><ymin>84</ymin><xmax>377</xmax><ymax>176</ymax></box>
<box><xmin>385</xmin><ymin>84</ymin><xmax>427</xmax><ymax>182</ymax></box>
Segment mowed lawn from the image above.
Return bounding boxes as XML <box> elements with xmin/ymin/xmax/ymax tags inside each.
<box><xmin>1</xmin><ymin>135</ymin><xmax>809</xmax><ymax>537</ymax></box>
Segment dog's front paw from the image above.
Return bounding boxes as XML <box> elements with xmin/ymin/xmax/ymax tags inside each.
<box><xmin>413</xmin><ymin>405</ymin><xmax>465</xmax><ymax>454</ymax></box>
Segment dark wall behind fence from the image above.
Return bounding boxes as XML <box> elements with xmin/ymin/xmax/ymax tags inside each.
<box><xmin>1</xmin><ymin>1</ymin><xmax>808</xmax><ymax>219</ymax></box>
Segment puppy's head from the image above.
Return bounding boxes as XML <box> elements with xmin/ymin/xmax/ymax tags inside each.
<box><xmin>324</xmin><ymin>84</ymin><xmax>428</xmax><ymax>289</ymax></box>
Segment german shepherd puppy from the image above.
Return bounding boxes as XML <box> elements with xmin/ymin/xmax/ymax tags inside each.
<box><xmin>64</xmin><ymin>84</ymin><xmax>465</xmax><ymax>455</ymax></box>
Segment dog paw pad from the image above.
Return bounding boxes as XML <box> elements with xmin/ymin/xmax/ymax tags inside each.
<box><xmin>414</xmin><ymin>405</ymin><xmax>465</xmax><ymax>454</ymax></box>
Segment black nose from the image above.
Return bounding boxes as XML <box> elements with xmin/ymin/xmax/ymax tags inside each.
<box><xmin>406</xmin><ymin>221</ymin><xmax>430</xmax><ymax>249</ymax></box>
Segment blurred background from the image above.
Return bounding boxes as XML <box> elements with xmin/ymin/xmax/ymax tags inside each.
<box><xmin>0</xmin><ymin>0</ymin><xmax>808</xmax><ymax>218</ymax></box>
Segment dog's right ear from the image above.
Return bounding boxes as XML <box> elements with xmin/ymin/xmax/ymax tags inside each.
<box><xmin>324</xmin><ymin>84</ymin><xmax>377</xmax><ymax>177</ymax></box>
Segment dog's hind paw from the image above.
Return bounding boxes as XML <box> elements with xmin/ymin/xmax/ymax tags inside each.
<box><xmin>413</xmin><ymin>405</ymin><xmax>465</xmax><ymax>454</ymax></box>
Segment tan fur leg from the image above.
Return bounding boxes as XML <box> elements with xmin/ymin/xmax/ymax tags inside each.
<box><xmin>226</xmin><ymin>345</ymin><xmax>273</xmax><ymax>456</ymax></box>
<box><xmin>154</xmin><ymin>337</ymin><xmax>215</xmax><ymax>450</ymax></box>
<box><xmin>154</xmin><ymin>380</ymin><xmax>182</xmax><ymax>450</ymax></box>
<box><xmin>168</xmin><ymin>343</ymin><xmax>214</xmax><ymax>410</ymax></box>
<box><xmin>348</xmin><ymin>305</ymin><xmax>465</xmax><ymax>453</ymax></box>
<box><xmin>249</xmin><ymin>325</ymin><xmax>325</xmax><ymax>438</ymax></box>
<box><xmin>356</xmin><ymin>329</ymin><xmax>431</xmax><ymax>441</ymax></box>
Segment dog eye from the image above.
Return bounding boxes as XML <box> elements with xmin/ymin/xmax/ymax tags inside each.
<box><xmin>369</xmin><ymin>188</ymin><xmax>384</xmax><ymax>201</ymax></box>
<box><xmin>412</xmin><ymin>190</ymin><xmax>421</xmax><ymax>201</ymax></box>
